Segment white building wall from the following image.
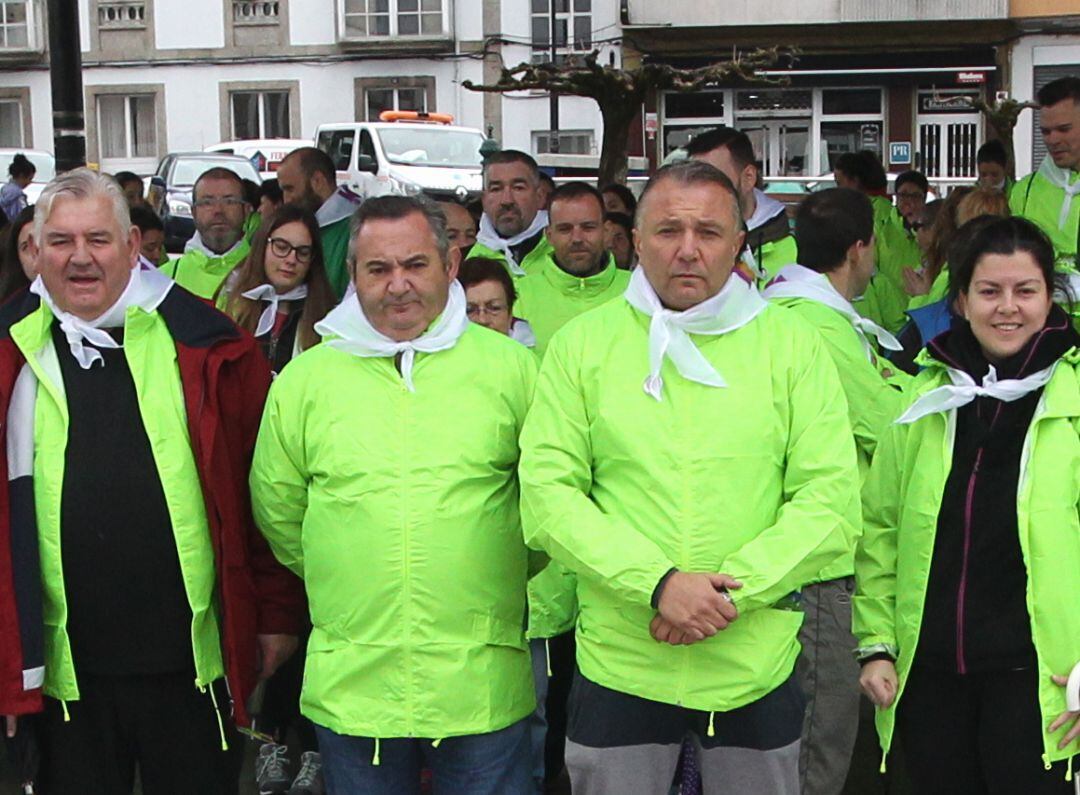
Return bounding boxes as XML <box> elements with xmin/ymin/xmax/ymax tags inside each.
<box><xmin>156</xmin><ymin>0</ymin><xmax>226</xmax><ymax>49</ymax></box>
<box><xmin>1009</xmin><ymin>34</ymin><xmax>1080</xmax><ymax>176</ymax></box>
<box><xmin>290</xmin><ymin>0</ymin><xmax>338</xmax><ymax>45</ymax></box>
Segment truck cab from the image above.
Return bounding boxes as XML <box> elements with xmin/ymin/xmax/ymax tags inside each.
<box><xmin>315</xmin><ymin>112</ymin><xmax>487</xmax><ymax>202</ymax></box>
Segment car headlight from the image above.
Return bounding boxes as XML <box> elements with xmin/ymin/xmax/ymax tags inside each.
<box><xmin>388</xmin><ymin>175</ymin><xmax>423</xmax><ymax>196</ymax></box>
<box><xmin>168</xmin><ymin>198</ymin><xmax>192</xmax><ymax>218</ymax></box>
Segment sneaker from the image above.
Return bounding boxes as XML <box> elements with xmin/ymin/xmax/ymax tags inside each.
<box><xmin>289</xmin><ymin>751</ymin><xmax>325</xmax><ymax>795</ymax></box>
<box><xmin>256</xmin><ymin>743</ymin><xmax>293</xmax><ymax>795</ymax></box>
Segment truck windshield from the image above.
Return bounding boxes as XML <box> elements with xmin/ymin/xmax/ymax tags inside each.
<box><xmin>375</xmin><ymin>128</ymin><xmax>485</xmax><ymax>169</ymax></box>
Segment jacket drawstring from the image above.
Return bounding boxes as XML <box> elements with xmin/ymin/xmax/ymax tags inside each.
<box><xmin>431</xmin><ymin>738</ymin><xmax>442</xmax><ymax>749</ymax></box>
<box><xmin>197</xmin><ymin>681</ymin><xmax>229</xmax><ymax>751</ymax></box>
<box><xmin>706</xmin><ymin>711</ymin><xmax>715</xmax><ymax>738</ymax></box>
<box><xmin>879</xmin><ymin>750</ymin><xmax>888</xmax><ymax>774</ymax></box>
<box><xmin>545</xmin><ymin>639</ymin><xmax>553</xmax><ymax>678</ymax></box>
<box><xmin>372</xmin><ymin>737</ymin><xmax>381</xmax><ymax>766</ymax></box>
<box><xmin>1044</xmin><ymin>753</ymin><xmax>1053</xmax><ymax>771</ymax></box>
<box><xmin>60</xmin><ymin>699</ymin><xmax>69</xmax><ymax>723</ymax></box>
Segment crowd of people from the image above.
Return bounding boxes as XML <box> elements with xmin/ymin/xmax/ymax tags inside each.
<box><xmin>0</xmin><ymin>74</ymin><xmax>1077</xmax><ymax>795</ymax></box>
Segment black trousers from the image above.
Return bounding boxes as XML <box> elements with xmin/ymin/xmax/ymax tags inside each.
<box><xmin>259</xmin><ymin>630</ymin><xmax>317</xmax><ymax>753</ymax></box>
<box><xmin>896</xmin><ymin>664</ymin><xmax>1075</xmax><ymax>795</ymax></box>
<box><xmin>37</xmin><ymin>671</ymin><xmax>242</xmax><ymax>795</ymax></box>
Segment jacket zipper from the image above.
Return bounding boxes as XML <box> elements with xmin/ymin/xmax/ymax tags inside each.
<box><xmin>956</xmin><ymin>448</ymin><xmax>983</xmax><ymax>675</ymax></box>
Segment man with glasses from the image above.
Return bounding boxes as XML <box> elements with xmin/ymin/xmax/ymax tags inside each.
<box><xmin>161</xmin><ymin>167</ymin><xmax>251</xmax><ymax>300</ymax></box>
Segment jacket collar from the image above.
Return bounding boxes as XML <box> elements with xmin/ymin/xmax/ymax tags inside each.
<box><xmin>542</xmin><ymin>252</ymin><xmax>619</xmax><ymax>295</ymax></box>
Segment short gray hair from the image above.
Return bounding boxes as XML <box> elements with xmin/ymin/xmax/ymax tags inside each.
<box><xmin>347</xmin><ymin>194</ymin><xmax>451</xmax><ymax>271</ymax></box>
<box><xmin>635</xmin><ymin>160</ymin><xmax>744</xmax><ymax>231</ymax></box>
<box><xmin>34</xmin><ymin>167</ymin><xmax>132</xmax><ymax>245</ymax></box>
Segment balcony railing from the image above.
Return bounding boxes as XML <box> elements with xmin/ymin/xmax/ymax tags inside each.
<box><xmin>233</xmin><ymin>1</ymin><xmax>280</xmax><ymax>25</ymax></box>
<box><xmin>97</xmin><ymin>1</ymin><xmax>146</xmax><ymax>29</ymax></box>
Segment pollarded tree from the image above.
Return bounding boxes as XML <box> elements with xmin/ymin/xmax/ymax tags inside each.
<box><xmin>964</xmin><ymin>96</ymin><xmax>1038</xmax><ymax>179</ymax></box>
<box><xmin>464</xmin><ymin>47</ymin><xmax>792</xmax><ymax>187</ymax></box>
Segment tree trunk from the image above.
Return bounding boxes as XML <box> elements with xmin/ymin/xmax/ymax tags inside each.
<box><xmin>597</xmin><ymin>100</ymin><xmax>640</xmax><ymax>187</ymax></box>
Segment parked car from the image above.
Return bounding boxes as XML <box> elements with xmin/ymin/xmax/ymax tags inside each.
<box><xmin>204</xmin><ymin>138</ymin><xmax>310</xmax><ymax>180</ymax></box>
<box><xmin>0</xmin><ymin>149</ymin><xmax>55</xmax><ymax>204</ymax></box>
<box><xmin>148</xmin><ymin>152</ymin><xmax>262</xmax><ymax>252</ymax></box>
<box><xmin>315</xmin><ymin>112</ymin><xmax>489</xmax><ymax>202</ymax></box>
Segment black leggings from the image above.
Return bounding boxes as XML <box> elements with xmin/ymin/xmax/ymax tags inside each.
<box><xmin>896</xmin><ymin>664</ymin><xmax>1075</xmax><ymax>795</ymax></box>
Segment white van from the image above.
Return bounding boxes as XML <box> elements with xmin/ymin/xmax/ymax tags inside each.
<box><xmin>314</xmin><ymin>113</ymin><xmax>487</xmax><ymax>202</ymax></box>
<box><xmin>204</xmin><ymin>138</ymin><xmax>311</xmax><ymax>180</ymax></box>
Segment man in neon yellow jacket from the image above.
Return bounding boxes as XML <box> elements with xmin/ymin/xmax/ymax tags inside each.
<box><xmin>250</xmin><ymin>195</ymin><xmax>539</xmax><ymax>794</ymax></box>
<box><xmin>1011</xmin><ymin>76</ymin><xmax>1080</xmax><ymax>275</ymax></box>
<box><xmin>470</xmin><ymin>150</ymin><xmax>553</xmax><ymax>280</ymax></box>
<box><xmin>519</xmin><ymin>160</ymin><xmax>861</xmax><ymax>795</ymax></box>
<box><xmin>763</xmin><ymin>187</ymin><xmax>908</xmax><ymax>795</ymax></box>
<box><xmin>160</xmin><ymin>167</ymin><xmax>251</xmax><ymax>300</ymax></box>
<box><xmin>514</xmin><ymin>181</ymin><xmax>631</xmax><ymax>358</ymax></box>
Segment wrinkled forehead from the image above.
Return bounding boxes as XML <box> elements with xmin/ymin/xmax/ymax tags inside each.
<box><xmin>42</xmin><ymin>194</ymin><xmax>127</xmax><ymax>237</ymax></box>
<box><xmin>484</xmin><ymin>161</ymin><xmax>537</xmax><ymax>187</ymax></box>
<box><xmin>637</xmin><ymin>177</ymin><xmax>741</xmax><ymax>229</ymax></box>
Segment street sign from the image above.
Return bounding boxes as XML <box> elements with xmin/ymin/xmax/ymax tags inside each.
<box><xmin>890</xmin><ymin>141</ymin><xmax>912</xmax><ymax>165</ymax></box>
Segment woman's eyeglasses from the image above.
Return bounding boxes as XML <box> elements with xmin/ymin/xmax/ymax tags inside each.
<box><xmin>268</xmin><ymin>237</ymin><xmax>314</xmax><ymax>264</ymax></box>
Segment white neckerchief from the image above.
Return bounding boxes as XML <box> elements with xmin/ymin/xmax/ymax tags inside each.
<box><xmin>183</xmin><ymin>231</ymin><xmax>247</xmax><ymax>259</ymax></box>
<box><xmin>475</xmin><ymin>210</ymin><xmax>549</xmax><ymax>276</ymax></box>
<box><xmin>1037</xmin><ymin>156</ymin><xmax>1080</xmax><ymax>230</ymax></box>
<box><xmin>895</xmin><ymin>363</ymin><xmax>1057</xmax><ymax>425</ymax></box>
<box><xmin>30</xmin><ymin>264</ymin><xmax>174</xmax><ymax>369</ymax></box>
<box><xmin>314</xmin><ymin>280</ymin><xmax>469</xmax><ymax>391</ymax></box>
<box><xmin>763</xmin><ymin>264</ymin><xmax>902</xmax><ymax>362</ymax></box>
<box><xmin>745</xmin><ymin>188</ymin><xmax>785</xmax><ymax>232</ymax></box>
<box><xmin>241</xmin><ymin>284</ymin><xmax>309</xmax><ymax>337</ymax></box>
<box><xmin>316</xmin><ymin>186</ymin><xmax>362</xmax><ymax>228</ymax></box>
<box><xmin>624</xmin><ymin>267</ymin><xmax>767</xmax><ymax>401</ymax></box>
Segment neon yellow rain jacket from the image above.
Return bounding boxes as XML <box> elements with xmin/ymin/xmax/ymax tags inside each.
<box><xmin>519</xmin><ymin>298</ymin><xmax>861</xmax><ymax>710</ymax></box>
<box><xmin>250</xmin><ymin>324</ymin><xmax>539</xmax><ymax>739</ymax></box>
<box><xmin>854</xmin><ymin>350</ymin><xmax>1080</xmax><ymax>769</ymax></box>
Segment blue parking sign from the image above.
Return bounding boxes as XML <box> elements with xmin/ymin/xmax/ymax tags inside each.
<box><xmin>889</xmin><ymin>142</ymin><xmax>912</xmax><ymax>165</ymax></box>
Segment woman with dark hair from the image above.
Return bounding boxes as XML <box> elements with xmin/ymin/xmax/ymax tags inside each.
<box><xmin>0</xmin><ymin>204</ymin><xmax>35</xmax><ymax>300</ymax></box>
<box><xmin>0</xmin><ymin>153</ymin><xmax>35</xmax><ymax>221</ymax></box>
<box><xmin>856</xmin><ymin>216</ymin><xmax>1080</xmax><ymax>793</ymax></box>
<box><xmin>458</xmin><ymin>255</ymin><xmax>535</xmax><ymax>347</ymax></box>
<box><xmin>223</xmin><ymin>204</ymin><xmax>335</xmax><ymax>375</ymax></box>
<box><xmin>601</xmin><ymin>184</ymin><xmax>637</xmax><ymax>217</ymax></box>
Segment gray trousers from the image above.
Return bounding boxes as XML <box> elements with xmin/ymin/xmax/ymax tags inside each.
<box><xmin>796</xmin><ymin>576</ymin><xmax>861</xmax><ymax>795</ymax></box>
<box><xmin>564</xmin><ymin>670</ymin><xmax>804</xmax><ymax>795</ymax></box>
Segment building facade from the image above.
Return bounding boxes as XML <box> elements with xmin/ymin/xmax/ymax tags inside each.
<box><xmin>0</xmin><ymin>0</ymin><xmax>615</xmax><ymax>175</ymax></box>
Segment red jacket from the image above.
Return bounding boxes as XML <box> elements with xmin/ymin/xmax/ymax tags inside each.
<box><xmin>0</xmin><ymin>287</ymin><xmax>305</xmax><ymax>726</ymax></box>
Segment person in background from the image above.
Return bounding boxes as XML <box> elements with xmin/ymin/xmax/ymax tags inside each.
<box><xmin>471</xmin><ymin>150</ymin><xmax>552</xmax><ymax>280</ymax></box>
<box><xmin>259</xmin><ymin>179</ymin><xmax>284</xmax><ymax>219</ymax></box>
<box><xmin>438</xmin><ymin>200</ymin><xmax>478</xmax><ymax>256</ymax></box>
<box><xmin>459</xmin><ymin>256</ymin><xmax>517</xmax><ymax>337</ymax></box>
<box><xmin>763</xmin><ymin>187</ymin><xmax>907</xmax><ymax>795</ymax></box>
<box><xmin>976</xmin><ymin>140</ymin><xmax>1011</xmax><ymax>194</ymax></box>
<box><xmin>856</xmin><ymin>216</ymin><xmax>1080</xmax><ymax>794</ymax></box>
<box><xmin>894</xmin><ymin>171</ymin><xmax>929</xmax><ymax>229</ymax></box>
<box><xmin>242</xmin><ymin>178</ymin><xmax>264</xmax><ymax>241</ymax></box>
<box><xmin>160</xmin><ymin>167</ymin><xmax>251</xmax><ymax>300</ymax></box>
<box><xmin>538</xmin><ymin>172</ymin><xmax>556</xmax><ymax>211</ymax></box>
<box><xmin>130</xmin><ymin>204</ymin><xmax>169</xmax><ymax>268</ymax></box>
<box><xmin>276</xmin><ymin>147</ymin><xmax>362</xmax><ymax>298</ymax></box>
<box><xmin>905</xmin><ymin>188</ymin><xmax>1009</xmax><ymax>311</ymax></box>
<box><xmin>0</xmin><ymin>204</ymin><xmax>34</xmax><ymax>300</ymax></box>
<box><xmin>0</xmin><ymin>153</ymin><xmax>34</xmax><ymax>222</ymax></box>
<box><xmin>834</xmin><ymin>149</ymin><xmax>921</xmax><ymax>333</ymax></box>
<box><xmin>224</xmin><ymin>204</ymin><xmax>336</xmax><ymax>378</ymax></box>
<box><xmin>686</xmin><ymin>126</ymin><xmax>797</xmax><ymax>284</ymax></box>
<box><xmin>601</xmin><ymin>184</ymin><xmax>637</xmax><ymax>218</ymax></box>
<box><xmin>113</xmin><ymin>171</ymin><xmax>146</xmax><ymax>207</ymax></box>
<box><xmin>514</xmin><ymin>181</ymin><xmax>630</xmax><ymax>358</ymax></box>
<box><xmin>1010</xmin><ymin>76</ymin><xmax>1080</xmax><ymax>268</ymax></box>
<box><xmin>604</xmin><ymin>211</ymin><xmax>636</xmax><ymax>270</ymax></box>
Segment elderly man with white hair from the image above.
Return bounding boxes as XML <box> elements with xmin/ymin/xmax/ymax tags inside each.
<box><xmin>0</xmin><ymin>168</ymin><xmax>303</xmax><ymax>793</ymax></box>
